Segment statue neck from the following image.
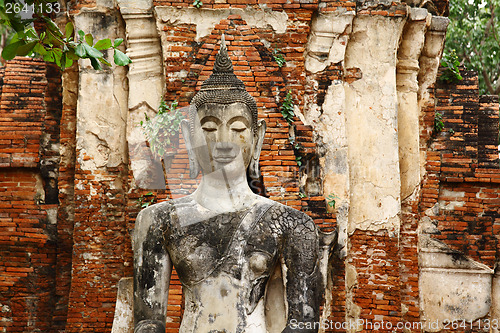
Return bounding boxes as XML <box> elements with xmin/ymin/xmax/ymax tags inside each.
<box><xmin>193</xmin><ymin>168</ymin><xmax>256</xmax><ymax>213</ymax></box>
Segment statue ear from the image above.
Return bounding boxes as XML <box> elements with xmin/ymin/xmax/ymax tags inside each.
<box><xmin>180</xmin><ymin>119</ymin><xmax>200</xmax><ymax>179</ymax></box>
<box><xmin>249</xmin><ymin>119</ymin><xmax>266</xmax><ymax>180</ymax></box>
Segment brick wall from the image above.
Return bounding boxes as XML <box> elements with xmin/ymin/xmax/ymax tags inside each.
<box><xmin>420</xmin><ymin>69</ymin><xmax>499</xmax><ymax>273</ymax></box>
<box><xmin>5</xmin><ymin>4</ymin><xmax>500</xmax><ymax>333</ymax></box>
<box><xmin>0</xmin><ymin>58</ymin><xmax>62</xmax><ymax>332</ymax></box>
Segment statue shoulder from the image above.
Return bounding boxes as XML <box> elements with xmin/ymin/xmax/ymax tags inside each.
<box><xmin>137</xmin><ymin>200</ymin><xmax>171</xmax><ymax>223</ymax></box>
<box><xmin>135</xmin><ymin>196</ymin><xmax>192</xmax><ymax>230</ymax></box>
<box><xmin>259</xmin><ymin>198</ymin><xmax>316</xmax><ymax>233</ymax></box>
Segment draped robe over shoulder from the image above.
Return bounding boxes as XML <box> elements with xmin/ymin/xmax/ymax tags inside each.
<box><xmin>134</xmin><ymin>195</ymin><xmax>322</xmax><ymax>333</ymax></box>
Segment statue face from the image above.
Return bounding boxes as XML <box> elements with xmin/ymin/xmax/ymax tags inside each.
<box><xmin>192</xmin><ymin>102</ymin><xmax>255</xmax><ymax>175</ymax></box>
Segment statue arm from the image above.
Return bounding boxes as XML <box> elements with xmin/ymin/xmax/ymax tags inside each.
<box><xmin>281</xmin><ymin>212</ymin><xmax>321</xmax><ymax>333</ymax></box>
<box><xmin>133</xmin><ymin>206</ymin><xmax>172</xmax><ymax>333</ymax></box>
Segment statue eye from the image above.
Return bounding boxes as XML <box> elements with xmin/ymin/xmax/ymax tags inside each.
<box><xmin>202</xmin><ymin>122</ymin><xmax>217</xmax><ymax>132</ymax></box>
<box><xmin>230</xmin><ymin>121</ymin><xmax>247</xmax><ymax>132</ymax></box>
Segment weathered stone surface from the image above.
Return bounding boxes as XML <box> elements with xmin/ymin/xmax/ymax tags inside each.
<box><xmin>492</xmin><ymin>272</ymin><xmax>500</xmax><ymax>333</ymax></box>
<box><xmin>420</xmin><ymin>250</ymin><xmax>493</xmax><ymax>331</ymax></box>
<box><xmin>155</xmin><ymin>7</ymin><xmax>288</xmax><ymax>41</ymax></box>
<box><xmin>75</xmin><ymin>71</ymin><xmax>128</xmax><ymax>170</ymax></box>
<box><xmin>111</xmin><ymin>277</ymin><xmax>134</xmax><ymax>333</ymax></box>
<box><xmin>344</xmin><ymin>14</ymin><xmax>406</xmax><ymax>234</ymax></box>
<box><xmin>417</xmin><ymin>15</ymin><xmax>449</xmax><ymax>101</ymax></box>
<box><xmin>304</xmin><ymin>12</ymin><xmax>354</xmax><ymax>73</ymax></box>
<box><xmin>119</xmin><ymin>0</ymin><xmax>167</xmax><ymax>189</ymax></box>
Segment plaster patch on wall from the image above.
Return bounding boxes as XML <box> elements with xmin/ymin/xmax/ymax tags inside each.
<box><xmin>344</xmin><ymin>15</ymin><xmax>405</xmax><ymax>233</ymax></box>
<box><xmin>301</xmin><ymin>80</ymin><xmax>350</xmax><ymax>256</ymax></box>
<box><xmin>155</xmin><ymin>7</ymin><xmax>288</xmax><ymax>41</ymax></box>
<box><xmin>305</xmin><ymin>12</ymin><xmax>354</xmax><ymax>73</ymax></box>
<box><xmin>438</xmin><ymin>188</ymin><xmax>466</xmax><ymax>211</ymax></box>
<box><xmin>76</xmin><ymin>71</ymin><xmax>128</xmax><ymax>171</ymax></box>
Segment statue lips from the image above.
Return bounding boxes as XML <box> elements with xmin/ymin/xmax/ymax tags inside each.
<box><xmin>213</xmin><ymin>154</ymin><xmax>237</xmax><ymax>164</ymax></box>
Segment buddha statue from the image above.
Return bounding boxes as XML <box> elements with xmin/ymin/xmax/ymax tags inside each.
<box><xmin>133</xmin><ymin>36</ymin><xmax>336</xmax><ymax>333</ymax></box>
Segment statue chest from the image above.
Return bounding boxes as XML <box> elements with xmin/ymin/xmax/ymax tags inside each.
<box><xmin>164</xmin><ymin>207</ymin><xmax>280</xmax><ymax>287</ymax></box>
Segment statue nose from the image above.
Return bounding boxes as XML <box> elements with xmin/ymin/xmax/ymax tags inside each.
<box><xmin>217</xmin><ymin>125</ymin><xmax>230</xmax><ymax>143</ymax></box>
<box><xmin>215</xmin><ymin>141</ymin><xmax>233</xmax><ymax>152</ymax></box>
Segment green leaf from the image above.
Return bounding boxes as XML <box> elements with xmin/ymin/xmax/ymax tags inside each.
<box><xmin>98</xmin><ymin>57</ymin><xmax>112</xmax><ymax>67</ymax></box>
<box><xmin>113</xmin><ymin>49</ymin><xmax>131</xmax><ymax>66</ymax></box>
<box><xmin>60</xmin><ymin>54</ymin><xmax>67</xmax><ymax>69</ymax></box>
<box><xmin>33</xmin><ymin>43</ymin><xmax>47</xmax><ymax>56</ymax></box>
<box><xmin>83</xmin><ymin>43</ymin><xmax>103</xmax><ymax>58</ymax></box>
<box><xmin>94</xmin><ymin>38</ymin><xmax>112</xmax><ymax>50</ymax></box>
<box><xmin>66</xmin><ymin>49</ymin><xmax>79</xmax><ymax>60</ymax></box>
<box><xmin>43</xmin><ymin>50</ymin><xmax>55</xmax><ymax>62</ymax></box>
<box><xmin>64</xmin><ymin>57</ymin><xmax>74</xmax><ymax>69</ymax></box>
<box><xmin>85</xmin><ymin>33</ymin><xmax>93</xmax><ymax>46</ymax></box>
<box><xmin>75</xmin><ymin>43</ymin><xmax>86</xmax><ymax>58</ymax></box>
<box><xmin>43</xmin><ymin>17</ymin><xmax>63</xmax><ymax>38</ymax></box>
<box><xmin>52</xmin><ymin>48</ymin><xmax>63</xmax><ymax>67</ymax></box>
<box><xmin>65</xmin><ymin>22</ymin><xmax>74</xmax><ymax>40</ymax></box>
<box><xmin>113</xmin><ymin>38</ymin><xmax>123</xmax><ymax>48</ymax></box>
<box><xmin>90</xmin><ymin>57</ymin><xmax>102</xmax><ymax>70</ymax></box>
<box><xmin>9</xmin><ymin>31</ymin><xmax>23</xmax><ymax>44</ymax></box>
<box><xmin>16</xmin><ymin>41</ymin><xmax>37</xmax><ymax>56</ymax></box>
<box><xmin>78</xmin><ymin>29</ymin><xmax>85</xmax><ymax>40</ymax></box>
<box><xmin>24</xmin><ymin>27</ymin><xmax>38</xmax><ymax>40</ymax></box>
<box><xmin>1</xmin><ymin>40</ymin><xmax>24</xmax><ymax>60</ymax></box>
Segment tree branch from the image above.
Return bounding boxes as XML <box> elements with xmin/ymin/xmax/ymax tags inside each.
<box><xmin>481</xmin><ymin>68</ymin><xmax>496</xmax><ymax>94</ymax></box>
<box><xmin>489</xmin><ymin>2</ymin><xmax>500</xmax><ymax>48</ymax></box>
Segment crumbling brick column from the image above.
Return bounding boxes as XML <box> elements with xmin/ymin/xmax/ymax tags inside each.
<box><xmin>65</xmin><ymin>7</ymin><xmax>131</xmax><ymax>332</ymax></box>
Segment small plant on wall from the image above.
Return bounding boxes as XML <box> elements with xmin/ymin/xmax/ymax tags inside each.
<box><xmin>193</xmin><ymin>0</ymin><xmax>203</xmax><ymax>8</ymax></box>
<box><xmin>280</xmin><ymin>90</ymin><xmax>295</xmax><ymax>124</ymax></box>
<box><xmin>280</xmin><ymin>89</ymin><xmax>307</xmax><ymax>168</ymax></box>
<box><xmin>434</xmin><ymin>112</ymin><xmax>445</xmax><ymax>133</ymax></box>
<box><xmin>326</xmin><ymin>193</ymin><xmax>339</xmax><ymax>209</ymax></box>
<box><xmin>439</xmin><ymin>49</ymin><xmax>463</xmax><ymax>83</ymax></box>
<box><xmin>273</xmin><ymin>47</ymin><xmax>286</xmax><ymax>68</ymax></box>
<box><xmin>141</xmin><ymin>99</ymin><xmax>184</xmax><ymax>158</ymax></box>
<box><xmin>138</xmin><ymin>192</ymin><xmax>156</xmax><ymax>208</ymax></box>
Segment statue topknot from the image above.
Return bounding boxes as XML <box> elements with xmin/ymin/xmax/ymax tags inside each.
<box><xmin>190</xmin><ymin>34</ymin><xmax>258</xmax><ymax>132</ymax></box>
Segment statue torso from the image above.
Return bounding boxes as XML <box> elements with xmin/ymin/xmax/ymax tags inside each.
<box><xmin>153</xmin><ymin>195</ymin><xmax>312</xmax><ymax>333</ymax></box>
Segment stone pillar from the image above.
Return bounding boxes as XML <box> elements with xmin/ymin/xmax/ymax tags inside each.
<box><xmin>118</xmin><ymin>0</ymin><xmax>166</xmax><ymax>190</ymax></box>
<box><xmin>343</xmin><ymin>10</ymin><xmax>406</xmax><ymax>330</ymax></box>
<box><xmin>66</xmin><ymin>7</ymin><xmax>130</xmax><ymax>332</ymax></box>
<box><xmin>395</xmin><ymin>9</ymin><xmax>429</xmax><ymax>326</ymax></box>
<box><xmin>303</xmin><ymin>11</ymin><xmax>355</xmax><ymax>258</ymax></box>
<box><xmin>397</xmin><ymin>8</ymin><xmax>430</xmax><ymax>200</ymax></box>
<box><xmin>416</xmin><ymin>16</ymin><xmax>449</xmax><ymax>181</ymax></box>
<box><xmin>417</xmin><ymin>16</ymin><xmax>449</xmax><ymax>105</ymax></box>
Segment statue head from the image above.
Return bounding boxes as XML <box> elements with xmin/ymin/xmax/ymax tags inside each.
<box><xmin>181</xmin><ymin>36</ymin><xmax>266</xmax><ymax>180</ymax></box>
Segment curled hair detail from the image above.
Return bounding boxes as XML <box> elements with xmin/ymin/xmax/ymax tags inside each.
<box><xmin>190</xmin><ymin>35</ymin><xmax>258</xmax><ymax>134</ymax></box>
